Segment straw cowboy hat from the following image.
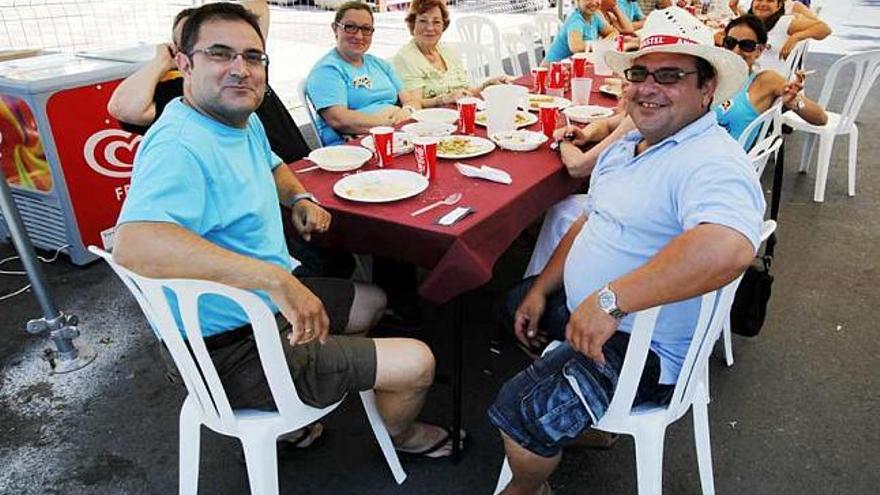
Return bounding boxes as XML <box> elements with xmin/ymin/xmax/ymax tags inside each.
<box><xmin>605</xmin><ymin>6</ymin><xmax>748</xmax><ymax>103</ymax></box>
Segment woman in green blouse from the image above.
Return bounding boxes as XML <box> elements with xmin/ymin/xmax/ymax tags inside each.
<box><xmin>393</xmin><ymin>0</ymin><xmax>510</xmax><ymax>108</ymax></box>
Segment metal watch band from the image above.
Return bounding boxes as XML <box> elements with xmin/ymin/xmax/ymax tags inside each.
<box><xmin>282</xmin><ymin>192</ymin><xmax>318</xmax><ymax>208</ymax></box>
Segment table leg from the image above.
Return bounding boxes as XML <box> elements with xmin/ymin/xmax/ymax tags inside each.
<box><xmin>451</xmin><ymin>296</ymin><xmax>463</xmax><ymax>463</ymax></box>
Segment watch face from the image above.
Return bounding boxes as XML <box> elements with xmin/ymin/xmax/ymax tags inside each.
<box><xmin>598</xmin><ymin>290</ymin><xmax>615</xmax><ymax>311</ymax></box>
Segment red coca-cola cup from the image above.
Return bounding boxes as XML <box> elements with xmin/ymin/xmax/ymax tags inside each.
<box><xmin>369</xmin><ymin>126</ymin><xmax>394</xmax><ymax>168</ymax></box>
<box><xmin>539</xmin><ymin>103</ymin><xmax>558</xmax><ymax>140</ymax></box>
<box><xmin>457</xmin><ymin>97</ymin><xmax>479</xmax><ymax>135</ymax></box>
<box><xmin>549</xmin><ymin>61</ymin><xmax>564</xmax><ymax>89</ymax></box>
<box><xmin>532</xmin><ymin>67</ymin><xmax>549</xmax><ymax>94</ymax></box>
<box><xmin>412</xmin><ymin>136</ymin><xmax>438</xmax><ymax>181</ymax></box>
<box><xmin>571</xmin><ymin>53</ymin><xmax>587</xmax><ymax>78</ymax></box>
<box><xmin>561</xmin><ymin>60</ymin><xmax>573</xmax><ymax>88</ymax></box>
<box><xmin>686</xmin><ymin>5</ymin><xmax>696</xmax><ymax>16</ymax></box>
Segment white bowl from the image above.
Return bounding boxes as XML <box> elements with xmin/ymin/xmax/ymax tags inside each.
<box><xmin>563</xmin><ymin>105</ymin><xmax>615</xmax><ymax>124</ymax></box>
<box><xmin>307</xmin><ymin>145</ymin><xmax>373</xmax><ymax>172</ymax></box>
<box><xmin>490</xmin><ymin>130</ymin><xmax>548</xmax><ymax>152</ymax></box>
<box><xmin>401</xmin><ymin>122</ymin><xmax>457</xmax><ymax>138</ymax></box>
<box><xmin>411</xmin><ymin>108</ymin><xmax>459</xmax><ymax>124</ymax></box>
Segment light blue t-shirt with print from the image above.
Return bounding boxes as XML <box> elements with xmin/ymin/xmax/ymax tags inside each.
<box><xmin>545</xmin><ymin>9</ymin><xmax>608</xmax><ymax>62</ymax></box>
<box><xmin>117</xmin><ymin>99</ymin><xmax>291</xmax><ymax>337</ymax></box>
<box><xmin>563</xmin><ymin>112</ymin><xmax>765</xmax><ymax>384</ymax></box>
<box><xmin>306</xmin><ymin>49</ymin><xmax>404</xmax><ymax>145</ymax></box>
<box><xmin>617</xmin><ymin>0</ymin><xmax>645</xmax><ymax>21</ymax></box>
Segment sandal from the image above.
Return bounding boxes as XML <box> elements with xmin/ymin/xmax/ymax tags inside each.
<box><xmin>567</xmin><ymin>429</ymin><xmax>619</xmax><ymax>450</ymax></box>
<box><xmin>394</xmin><ymin>423</ymin><xmax>467</xmax><ymax>459</ymax></box>
<box><xmin>278</xmin><ymin>422</ymin><xmax>324</xmax><ymax>449</ymax></box>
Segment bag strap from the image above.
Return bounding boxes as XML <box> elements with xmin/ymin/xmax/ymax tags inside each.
<box><xmin>763</xmin><ymin>134</ymin><xmax>786</xmax><ymax>261</ymax></box>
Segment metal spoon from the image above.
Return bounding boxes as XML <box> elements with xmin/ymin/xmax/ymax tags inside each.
<box><xmin>410</xmin><ymin>192</ymin><xmax>463</xmax><ymax>217</ymax></box>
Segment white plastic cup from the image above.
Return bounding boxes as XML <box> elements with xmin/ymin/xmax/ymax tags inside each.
<box><xmin>571</xmin><ymin>77</ymin><xmax>592</xmax><ymax>105</ymax></box>
<box><xmin>481</xmin><ymin>84</ymin><xmax>528</xmax><ymax>137</ymax></box>
<box><xmin>593</xmin><ymin>39</ymin><xmax>614</xmax><ymax>76</ymax></box>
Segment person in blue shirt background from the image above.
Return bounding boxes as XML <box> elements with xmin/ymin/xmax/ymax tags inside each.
<box><xmin>306</xmin><ymin>1</ymin><xmax>422</xmax><ymax>145</ymax></box>
<box><xmin>604</xmin><ymin>0</ymin><xmax>645</xmax><ymax>33</ymax></box>
<box><xmin>543</xmin><ymin>0</ymin><xmax>621</xmax><ymax>64</ymax></box>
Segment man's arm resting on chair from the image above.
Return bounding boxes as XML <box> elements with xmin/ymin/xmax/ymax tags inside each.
<box><xmin>113</xmin><ymin>222</ymin><xmax>329</xmax><ymax>344</ymax></box>
<box><xmin>566</xmin><ymin>224</ymin><xmax>755</xmax><ymax>363</ymax></box>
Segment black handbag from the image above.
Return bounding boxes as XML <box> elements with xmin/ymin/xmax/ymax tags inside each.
<box><xmin>730</xmin><ymin>255</ymin><xmax>773</xmax><ymax>337</ymax></box>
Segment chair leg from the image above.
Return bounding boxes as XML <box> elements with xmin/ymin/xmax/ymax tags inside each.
<box><xmin>633</xmin><ymin>428</ymin><xmax>666</xmax><ymax>495</ymax></box>
<box><xmin>494</xmin><ymin>456</ymin><xmax>512</xmax><ymax>495</ymax></box>
<box><xmin>178</xmin><ymin>399</ymin><xmax>201</xmax><ymax>495</ymax></box>
<box><xmin>359</xmin><ymin>390</ymin><xmax>407</xmax><ymax>484</ymax></box>
<box><xmin>722</xmin><ymin>314</ymin><xmax>734</xmax><ymax>367</ymax></box>
<box><xmin>693</xmin><ymin>391</ymin><xmax>717</xmax><ymax>495</ymax></box>
<box><xmin>848</xmin><ymin>125</ymin><xmax>859</xmax><ymax>196</ymax></box>
<box><xmin>812</xmin><ymin>134</ymin><xmax>835</xmax><ymax>202</ymax></box>
<box><xmin>240</xmin><ymin>431</ymin><xmax>280</xmax><ymax>495</ymax></box>
<box><xmin>798</xmin><ymin>132</ymin><xmax>817</xmax><ymax>173</ymax></box>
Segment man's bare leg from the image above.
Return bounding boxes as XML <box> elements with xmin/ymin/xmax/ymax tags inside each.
<box><xmin>499</xmin><ymin>432</ymin><xmax>561</xmax><ymax>495</ymax></box>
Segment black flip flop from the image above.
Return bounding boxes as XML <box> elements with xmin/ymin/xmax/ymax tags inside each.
<box><xmin>395</xmin><ymin>425</ymin><xmax>467</xmax><ymax>459</ymax></box>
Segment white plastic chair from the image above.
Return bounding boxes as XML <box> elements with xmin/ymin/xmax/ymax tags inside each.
<box><xmin>495</xmin><ymin>279</ymin><xmax>744</xmax><ymax>495</ymax></box>
<box><xmin>534</xmin><ymin>13</ymin><xmax>561</xmax><ymax>57</ymax></box>
<box><xmin>88</xmin><ymin>247</ymin><xmax>406</xmax><ymax>494</ymax></box>
<box><xmin>740</xmin><ymin>100</ymin><xmax>784</xmax><ymax>173</ymax></box>
<box><xmin>782</xmin><ymin>49</ymin><xmax>880</xmax><ymax>202</ymax></box>
<box><xmin>502</xmin><ymin>28</ymin><xmax>537</xmax><ymax>77</ymax></box>
<box><xmin>456</xmin><ymin>15</ymin><xmax>505</xmax><ymax>76</ymax></box>
<box><xmin>450</xmin><ymin>41</ymin><xmax>496</xmax><ymax>87</ymax></box>
<box><xmin>296</xmin><ymin>78</ymin><xmax>323</xmax><ymax>148</ymax></box>
<box><xmin>782</xmin><ymin>40</ymin><xmax>809</xmax><ymax>80</ymax></box>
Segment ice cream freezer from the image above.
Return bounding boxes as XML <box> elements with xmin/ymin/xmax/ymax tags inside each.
<box><xmin>0</xmin><ymin>46</ymin><xmax>153</xmax><ymax>265</ymax></box>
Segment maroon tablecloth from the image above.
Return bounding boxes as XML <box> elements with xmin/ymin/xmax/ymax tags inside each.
<box><xmin>293</xmin><ymin>76</ymin><xmax>619</xmax><ymax>305</ymax></box>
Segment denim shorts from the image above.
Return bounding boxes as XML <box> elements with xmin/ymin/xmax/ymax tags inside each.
<box><xmin>487</xmin><ymin>332</ymin><xmax>673</xmax><ymax>458</ymax></box>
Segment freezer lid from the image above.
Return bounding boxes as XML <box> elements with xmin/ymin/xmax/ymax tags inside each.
<box><xmin>0</xmin><ymin>51</ymin><xmax>137</xmax><ymax>92</ymax></box>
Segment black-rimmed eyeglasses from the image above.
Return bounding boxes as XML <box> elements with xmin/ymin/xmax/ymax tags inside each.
<box><xmin>624</xmin><ymin>66</ymin><xmax>697</xmax><ymax>85</ymax></box>
<box><xmin>335</xmin><ymin>22</ymin><xmax>375</xmax><ymax>35</ymax></box>
<box><xmin>189</xmin><ymin>46</ymin><xmax>269</xmax><ymax>67</ymax></box>
<box><xmin>722</xmin><ymin>36</ymin><xmax>760</xmax><ymax>53</ymax></box>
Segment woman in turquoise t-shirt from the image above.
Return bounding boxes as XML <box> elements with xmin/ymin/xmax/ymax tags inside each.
<box><xmin>713</xmin><ymin>15</ymin><xmax>825</xmax><ymax>150</ymax></box>
<box><xmin>543</xmin><ymin>0</ymin><xmax>619</xmax><ymax>64</ymax></box>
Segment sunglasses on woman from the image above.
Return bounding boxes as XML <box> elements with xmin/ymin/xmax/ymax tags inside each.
<box><xmin>722</xmin><ymin>36</ymin><xmax>760</xmax><ymax>53</ymax></box>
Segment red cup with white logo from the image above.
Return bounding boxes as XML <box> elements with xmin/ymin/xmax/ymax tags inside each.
<box><xmin>549</xmin><ymin>62</ymin><xmax>564</xmax><ymax>89</ymax></box>
<box><xmin>532</xmin><ymin>67</ymin><xmax>549</xmax><ymax>94</ymax></box>
<box><xmin>369</xmin><ymin>126</ymin><xmax>394</xmax><ymax>168</ymax></box>
<box><xmin>457</xmin><ymin>97</ymin><xmax>479</xmax><ymax>135</ymax></box>
<box><xmin>539</xmin><ymin>103</ymin><xmax>558</xmax><ymax>140</ymax></box>
<box><xmin>412</xmin><ymin>136</ymin><xmax>438</xmax><ymax>181</ymax></box>
<box><xmin>571</xmin><ymin>53</ymin><xmax>587</xmax><ymax>78</ymax></box>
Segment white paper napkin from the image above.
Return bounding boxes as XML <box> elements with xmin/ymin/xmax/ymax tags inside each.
<box><xmin>454</xmin><ymin>162</ymin><xmax>512</xmax><ymax>185</ymax></box>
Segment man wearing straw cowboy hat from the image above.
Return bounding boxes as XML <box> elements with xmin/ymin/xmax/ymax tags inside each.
<box><xmin>489</xmin><ymin>7</ymin><xmax>766</xmax><ymax>494</ymax></box>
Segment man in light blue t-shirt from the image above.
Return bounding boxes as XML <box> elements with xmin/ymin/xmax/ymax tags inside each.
<box><xmin>491</xmin><ymin>8</ymin><xmax>762</xmax><ymax>493</ymax></box>
<box><xmin>305</xmin><ymin>2</ymin><xmax>421</xmax><ymax>145</ymax></box>
<box><xmin>114</xmin><ymin>2</ymin><xmax>462</xmax><ymax>460</ymax></box>
<box><xmin>544</xmin><ymin>0</ymin><xmax>619</xmax><ymax>63</ymax></box>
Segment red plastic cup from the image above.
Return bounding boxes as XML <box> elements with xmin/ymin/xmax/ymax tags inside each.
<box><xmin>686</xmin><ymin>5</ymin><xmax>696</xmax><ymax>16</ymax></box>
<box><xmin>532</xmin><ymin>67</ymin><xmax>549</xmax><ymax>94</ymax></box>
<box><xmin>549</xmin><ymin>61</ymin><xmax>564</xmax><ymax>89</ymax></box>
<box><xmin>561</xmin><ymin>60</ymin><xmax>573</xmax><ymax>89</ymax></box>
<box><xmin>369</xmin><ymin>126</ymin><xmax>394</xmax><ymax>168</ymax></box>
<box><xmin>571</xmin><ymin>53</ymin><xmax>587</xmax><ymax>78</ymax></box>
<box><xmin>457</xmin><ymin>97</ymin><xmax>479</xmax><ymax>135</ymax></box>
<box><xmin>412</xmin><ymin>136</ymin><xmax>438</xmax><ymax>181</ymax></box>
<box><xmin>539</xmin><ymin>103</ymin><xmax>558</xmax><ymax>140</ymax></box>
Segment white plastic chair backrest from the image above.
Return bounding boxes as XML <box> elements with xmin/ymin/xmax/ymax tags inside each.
<box><xmin>534</xmin><ymin>13</ymin><xmax>561</xmax><ymax>52</ymax></box>
<box><xmin>519</xmin><ymin>23</ymin><xmax>540</xmax><ymax>73</ymax></box>
<box><xmin>297</xmin><ymin>78</ymin><xmax>323</xmax><ymax>148</ymax></box>
<box><xmin>456</xmin><ymin>15</ymin><xmax>504</xmax><ymax>74</ymax></box>
<box><xmin>89</xmin><ymin>246</ymin><xmax>310</xmax><ymax>430</ymax></box>
<box><xmin>783</xmin><ymin>39</ymin><xmax>809</xmax><ymax>79</ymax></box>
<box><xmin>739</xmin><ymin>99</ymin><xmax>783</xmax><ymax>153</ymax></box>
<box><xmin>814</xmin><ymin>49</ymin><xmax>880</xmax><ymax>133</ymax></box>
<box><xmin>453</xmin><ymin>41</ymin><xmax>494</xmax><ymax>87</ymax></box>
<box><xmin>502</xmin><ymin>29</ymin><xmax>536</xmax><ymax>77</ymax></box>
<box><xmin>595</xmin><ymin>280</ymin><xmax>740</xmax><ymax>430</ymax></box>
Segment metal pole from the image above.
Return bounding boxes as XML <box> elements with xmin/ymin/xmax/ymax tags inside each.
<box><xmin>0</xmin><ymin>146</ymin><xmax>95</xmax><ymax>374</ymax></box>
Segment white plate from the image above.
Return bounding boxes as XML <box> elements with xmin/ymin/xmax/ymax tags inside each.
<box><xmin>360</xmin><ymin>132</ymin><xmax>414</xmax><ymax>155</ymax></box>
<box><xmin>436</xmin><ymin>135</ymin><xmax>496</xmax><ymax>160</ymax></box>
<box><xmin>411</xmin><ymin>108</ymin><xmax>459</xmax><ymax>124</ymax></box>
<box><xmin>333</xmin><ymin>170</ymin><xmax>429</xmax><ymax>203</ymax></box>
<box><xmin>475</xmin><ymin>110</ymin><xmax>538</xmax><ymax>129</ymax></box>
<box><xmin>599</xmin><ymin>84</ymin><xmax>623</xmax><ymax>98</ymax></box>
<box><xmin>307</xmin><ymin>145</ymin><xmax>373</xmax><ymax>172</ymax></box>
<box><xmin>524</xmin><ymin>94</ymin><xmax>571</xmax><ymax>112</ymax></box>
<box><xmin>490</xmin><ymin>130</ymin><xmax>548</xmax><ymax>152</ymax></box>
<box><xmin>563</xmin><ymin>105</ymin><xmax>615</xmax><ymax>124</ymax></box>
<box><xmin>400</xmin><ymin>122</ymin><xmax>456</xmax><ymax>138</ymax></box>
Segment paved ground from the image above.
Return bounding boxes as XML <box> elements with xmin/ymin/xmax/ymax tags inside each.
<box><xmin>1</xmin><ymin>1</ymin><xmax>879</xmax><ymax>494</ymax></box>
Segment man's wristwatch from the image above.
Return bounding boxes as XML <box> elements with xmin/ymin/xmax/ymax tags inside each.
<box><xmin>282</xmin><ymin>192</ymin><xmax>319</xmax><ymax>209</ymax></box>
<box><xmin>597</xmin><ymin>284</ymin><xmax>628</xmax><ymax>320</ymax></box>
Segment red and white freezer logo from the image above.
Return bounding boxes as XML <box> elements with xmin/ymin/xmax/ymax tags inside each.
<box><xmin>83</xmin><ymin>129</ymin><xmax>141</xmax><ymax>179</ymax></box>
